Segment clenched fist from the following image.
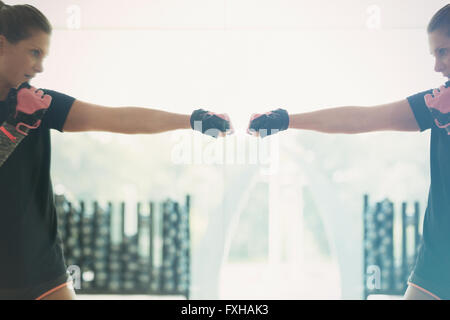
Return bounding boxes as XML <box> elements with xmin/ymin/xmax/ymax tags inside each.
<box><xmin>247</xmin><ymin>108</ymin><xmax>289</xmax><ymax>138</ymax></box>
<box><xmin>190</xmin><ymin>109</ymin><xmax>234</xmax><ymax>138</ymax></box>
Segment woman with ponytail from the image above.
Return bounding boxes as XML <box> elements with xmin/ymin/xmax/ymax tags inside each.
<box><xmin>0</xmin><ymin>1</ymin><xmax>232</xmax><ymax>300</ymax></box>
<box><xmin>247</xmin><ymin>4</ymin><xmax>450</xmax><ymax>300</ymax></box>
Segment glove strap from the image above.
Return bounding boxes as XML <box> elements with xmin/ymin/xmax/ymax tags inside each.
<box><xmin>16</xmin><ymin>120</ymin><xmax>41</xmax><ymax>136</ymax></box>
<box><xmin>0</xmin><ymin>126</ymin><xmax>17</xmax><ymax>143</ymax></box>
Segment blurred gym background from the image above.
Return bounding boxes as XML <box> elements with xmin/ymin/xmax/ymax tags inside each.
<box><xmin>9</xmin><ymin>0</ymin><xmax>449</xmax><ymax>299</ymax></box>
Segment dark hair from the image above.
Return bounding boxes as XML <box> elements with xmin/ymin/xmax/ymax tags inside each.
<box><xmin>427</xmin><ymin>4</ymin><xmax>450</xmax><ymax>36</ymax></box>
<box><xmin>0</xmin><ymin>0</ymin><xmax>52</xmax><ymax>44</ymax></box>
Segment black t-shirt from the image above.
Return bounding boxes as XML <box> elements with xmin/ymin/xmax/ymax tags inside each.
<box><xmin>0</xmin><ymin>88</ymin><xmax>75</xmax><ymax>289</ymax></box>
<box><xmin>407</xmin><ymin>80</ymin><xmax>450</xmax><ymax>284</ymax></box>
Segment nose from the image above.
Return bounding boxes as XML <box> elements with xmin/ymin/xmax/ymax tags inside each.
<box><xmin>33</xmin><ymin>59</ymin><xmax>44</xmax><ymax>74</ymax></box>
<box><xmin>434</xmin><ymin>58</ymin><xmax>446</xmax><ymax>73</ymax></box>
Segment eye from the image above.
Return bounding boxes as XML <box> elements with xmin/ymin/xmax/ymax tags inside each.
<box><xmin>438</xmin><ymin>48</ymin><xmax>448</xmax><ymax>57</ymax></box>
<box><xmin>31</xmin><ymin>49</ymin><xmax>40</xmax><ymax>57</ymax></box>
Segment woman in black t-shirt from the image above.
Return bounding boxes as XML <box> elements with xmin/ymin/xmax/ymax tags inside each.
<box><xmin>248</xmin><ymin>5</ymin><xmax>450</xmax><ymax>300</ymax></box>
<box><xmin>0</xmin><ymin>1</ymin><xmax>232</xmax><ymax>300</ymax></box>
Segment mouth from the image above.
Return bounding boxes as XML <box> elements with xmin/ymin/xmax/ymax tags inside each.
<box><xmin>25</xmin><ymin>74</ymin><xmax>34</xmax><ymax>80</ymax></box>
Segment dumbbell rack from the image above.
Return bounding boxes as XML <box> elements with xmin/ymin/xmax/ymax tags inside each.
<box><xmin>363</xmin><ymin>194</ymin><xmax>421</xmax><ymax>299</ymax></box>
<box><xmin>55</xmin><ymin>194</ymin><xmax>191</xmax><ymax>299</ymax></box>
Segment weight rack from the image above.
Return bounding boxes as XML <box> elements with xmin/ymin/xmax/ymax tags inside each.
<box><xmin>363</xmin><ymin>194</ymin><xmax>421</xmax><ymax>299</ymax></box>
<box><xmin>55</xmin><ymin>194</ymin><xmax>191</xmax><ymax>299</ymax></box>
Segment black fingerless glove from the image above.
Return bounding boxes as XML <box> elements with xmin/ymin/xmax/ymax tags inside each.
<box><xmin>425</xmin><ymin>84</ymin><xmax>450</xmax><ymax>135</ymax></box>
<box><xmin>248</xmin><ymin>108</ymin><xmax>289</xmax><ymax>138</ymax></box>
<box><xmin>0</xmin><ymin>82</ymin><xmax>52</xmax><ymax>167</ymax></box>
<box><xmin>190</xmin><ymin>109</ymin><xmax>231</xmax><ymax>138</ymax></box>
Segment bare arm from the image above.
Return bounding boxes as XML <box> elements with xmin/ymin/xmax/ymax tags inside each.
<box><xmin>288</xmin><ymin>99</ymin><xmax>420</xmax><ymax>134</ymax></box>
<box><xmin>63</xmin><ymin>100</ymin><xmax>191</xmax><ymax>133</ymax></box>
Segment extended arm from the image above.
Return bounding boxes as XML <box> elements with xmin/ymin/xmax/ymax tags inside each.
<box><xmin>63</xmin><ymin>100</ymin><xmax>191</xmax><ymax>134</ymax></box>
<box><xmin>248</xmin><ymin>99</ymin><xmax>420</xmax><ymax>137</ymax></box>
<box><xmin>288</xmin><ymin>99</ymin><xmax>420</xmax><ymax>134</ymax></box>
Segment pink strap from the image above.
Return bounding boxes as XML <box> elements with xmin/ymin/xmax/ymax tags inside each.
<box><xmin>0</xmin><ymin>126</ymin><xmax>17</xmax><ymax>143</ymax></box>
<box><xmin>15</xmin><ymin>120</ymin><xmax>41</xmax><ymax>136</ymax></box>
<box><xmin>434</xmin><ymin>118</ymin><xmax>450</xmax><ymax>130</ymax></box>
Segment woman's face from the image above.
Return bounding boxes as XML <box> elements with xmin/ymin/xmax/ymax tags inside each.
<box><xmin>429</xmin><ymin>29</ymin><xmax>450</xmax><ymax>80</ymax></box>
<box><xmin>0</xmin><ymin>30</ymin><xmax>50</xmax><ymax>89</ymax></box>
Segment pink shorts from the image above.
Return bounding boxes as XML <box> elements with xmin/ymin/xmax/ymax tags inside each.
<box><xmin>408</xmin><ymin>272</ymin><xmax>448</xmax><ymax>300</ymax></box>
<box><xmin>0</xmin><ymin>273</ymin><xmax>72</xmax><ymax>300</ymax></box>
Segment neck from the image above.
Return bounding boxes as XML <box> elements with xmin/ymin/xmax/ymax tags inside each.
<box><xmin>0</xmin><ymin>78</ymin><xmax>11</xmax><ymax>101</ymax></box>
<box><xmin>0</xmin><ymin>89</ymin><xmax>9</xmax><ymax>101</ymax></box>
